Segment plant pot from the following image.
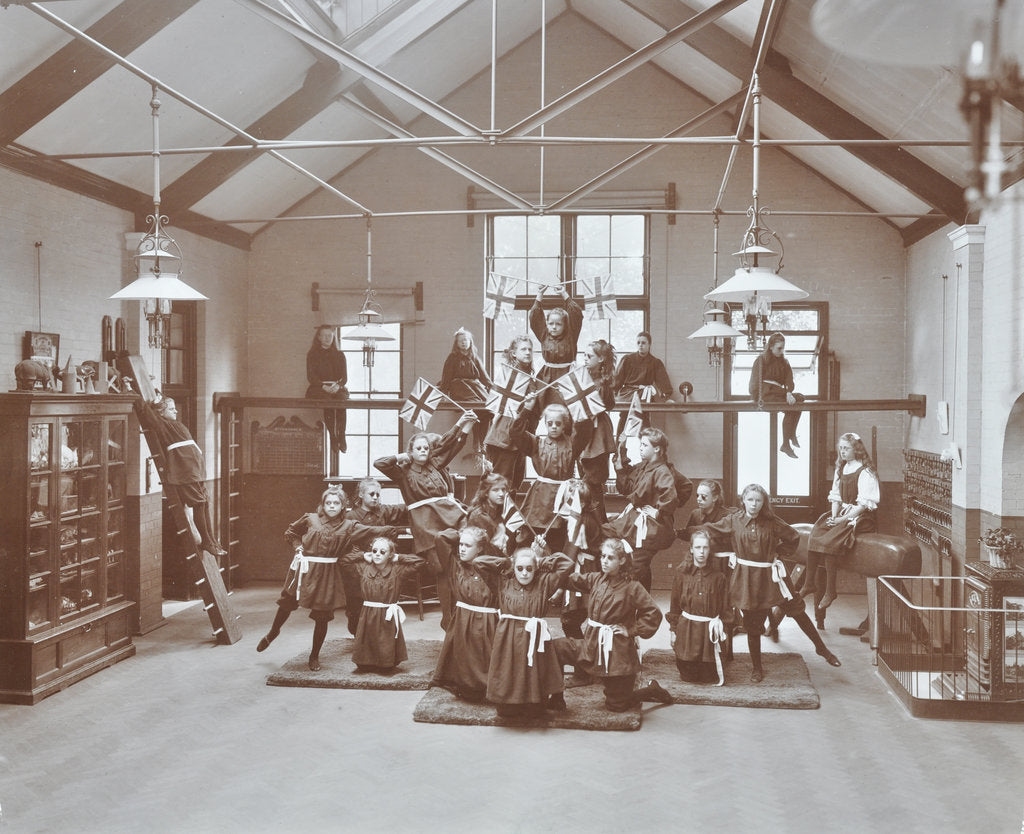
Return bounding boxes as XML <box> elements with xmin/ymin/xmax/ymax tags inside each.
<box><xmin>986</xmin><ymin>545</ymin><xmax>1015</xmax><ymax>569</ymax></box>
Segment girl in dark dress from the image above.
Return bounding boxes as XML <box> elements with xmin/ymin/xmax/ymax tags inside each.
<box><xmin>484</xmin><ymin>335</ymin><xmax>537</xmax><ymax>492</ymax></box>
<box><xmin>256</xmin><ymin>486</ymin><xmax>401</xmax><ymax>670</ymax></box>
<box><xmin>438</xmin><ymin>327</ymin><xmax>492</xmax><ymax>453</ymax></box>
<box><xmin>374</xmin><ymin>412</ymin><xmax>477</xmax><ymax>628</ymax></box>
<box><xmin>529</xmin><ymin>285</ymin><xmax>583</xmax><ymax>411</ymax></box>
<box><xmin>666</xmin><ymin>530</ymin><xmax>730</xmax><ymax>684</ymax></box>
<box><xmin>432</xmin><ymin>527</ymin><xmax>508</xmax><ymax>702</ymax></box>
<box><xmin>803</xmin><ymin>432</ymin><xmax>881</xmax><ymax>609</ymax></box>
<box><xmin>306</xmin><ymin>325</ymin><xmax>349</xmax><ymax>455</ymax></box>
<box><xmin>465</xmin><ymin>472</ymin><xmax>513</xmax><ymax>554</ymax></box>
<box><xmin>704</xmin><ymin>484</ymin><xmax>841</xmax><ymax>682</ymax></box>
<box><xmin>575</xmin><ymin>339</ymin><xmax>617</xmax><ymax>522</ymax></box>
<box><xmin>749</xmin><ymin>332</ymin><xmax>804</xmax><ymax>459</ymax></box>
<box><xmin>606</xmin><ymin>427</ymin><xmax>692</xmax><ymax>591</ymax></box>
<box><xmin>676</xmin><ymin>479</ymin><xmax>737</xmax><ymax>574</ymax></box>
<box><xmin>562</xmin><ymin>538</ymin><xmax>673</xmax><ymax>711</ymax></box>
<box><xmin>486</xmin><ymin>547</ymin><xmax>574</xmax><ymax>717</ymax></box>
<box><xmin>345</xmin><ymin>537</ymin><xmax>425</xmax><ymax>672</ymax></box>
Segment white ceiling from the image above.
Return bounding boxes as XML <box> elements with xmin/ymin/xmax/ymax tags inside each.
<box><xmin>1</xmin><ymin>0</ymin><xmax>1015</xmax><ymax>248</ymax></box>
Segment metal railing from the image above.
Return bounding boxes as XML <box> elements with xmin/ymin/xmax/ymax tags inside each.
<box><xmin>876</xmin><ymin>576</ymin><xmax>1024</xmax><ymax>714</ymax></box>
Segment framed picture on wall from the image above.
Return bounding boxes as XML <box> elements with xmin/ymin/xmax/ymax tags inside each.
<box><xmin>23</xmin><ymin>331</ymin><xmax>60</xmax><ymax>370</ymax></box>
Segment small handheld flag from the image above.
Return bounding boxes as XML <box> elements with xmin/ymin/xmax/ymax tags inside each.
<box><xmin>399</xmin><ymin>378</ymin><xmax>444</xmax><ymax>430</ymax></box>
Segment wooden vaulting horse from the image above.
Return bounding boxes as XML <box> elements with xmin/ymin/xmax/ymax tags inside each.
<box><xmin>789</xmin><ymin>523</ymin><xmax>922</xmax><ymax>649</ymax></box>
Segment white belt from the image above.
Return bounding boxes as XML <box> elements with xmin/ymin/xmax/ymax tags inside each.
<box><xmin>456</xmin><ymin>601</ymin><xmax>499</xmax><ymax>615</ymax></box>
<box><xmin>620</xmin><ymin>503</ymin><xmax>658</xmax><ymax>547</ymax></box>
<box><xmin>167</xmin><ymin>439</ymin><xmax>199</xmax><ymax>451</ymax></box>
<box><xmin>407</xmin><ymin>494</ymin><xmax>454</xmax><ymax>511</ymax></box>
<box><xmin>544</xmin><ymin>361</ymin><xmax>573</xmax><ymax>369</ymax></box>
<box><xmin>586</xmin><ymin>618</ymin><xmax>618</xmax><ymax>672</ymax></box>
<box><xmin>729</xmin><ymin>555</ymin><xmax>793</xmax><ymax>601</ymax></box>
<box><xmin>762</xmin><ymin>379</ymin><xmax>786</xmax><ymax>389</ymax></box>
<box><xmin>363</xmin><ymin>601</ymin><xmax>406</xmax><ymax>637</ymax></box>
<box><xmin>535</xmin><ymin>476</ymin><xmax>571</xmax><ymax>513</ymax></box>
<box><xmin>288</xmin><ymin>550</ymin><xmax>336</xmax><ymax>600</ymax></box>
<box><xmin>681</xmin><ymin>611</ymin><xmax>727</xmax><ymax>686</ymax></box>
<box><xmin>499</xmin><ymin>613</ymin><xmax>551</xmax><ymax>666</ymax></box>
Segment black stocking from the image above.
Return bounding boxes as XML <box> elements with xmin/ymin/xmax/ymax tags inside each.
<box><xmin>309</xmin><ymin>620</ymin><xmax>329</xmax><ymax>670</ymax></box>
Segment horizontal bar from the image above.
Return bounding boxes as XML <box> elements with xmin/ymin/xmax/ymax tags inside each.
<box><xmin>213</xmin><ymin>393</ymin><xmax>925</xmax><ymax>417</ymax></box>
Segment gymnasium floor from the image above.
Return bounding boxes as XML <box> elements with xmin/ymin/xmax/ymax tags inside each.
<box><xmin>2</xmin><ymin>585</ymin><xmax>1022</xmax><ymax>834</ymax></box>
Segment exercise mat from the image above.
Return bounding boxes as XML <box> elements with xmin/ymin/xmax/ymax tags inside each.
<box><xmin>412</xmin><ymin>683</ymin><xmax>644</xmax><ymax>731</ymax></box>
<box><xmin>640</xmin><ymin>649</ymin><xmax>821</xmax><ymax>709</ymax></box>
<box><xmin>266</xmin><ymin>638</ymin><xmax>441</xmax><ymax>690</ymax></box>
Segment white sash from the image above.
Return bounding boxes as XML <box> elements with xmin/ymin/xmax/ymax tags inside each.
<box><xmin>363</xmin><ymin>601</ymin><xmax>406</xmax><ymax>637</ymax></box>
<box><xmin>619</xmin><ymin>503</ymin><xmax>658</xmax><ymax>547</ymax></box>
<box><xmin>407</xmin><ymin>494</ymin><xmax>454</xmax><ymax>511</ymax></box>
<box><xmin>586</xmin><ymin>617</ymin><xmax>617</xmax><ymax>672</ymax></box>
<box><xmin>167</xmin><ymin>439</ymin><xmax>199</xmax><ymax>451</ymax></box>
<box><xmin>456</xmin><ymin>601</ymin><xmax>500</xmax><ymax>615</ymax></box>
<box><xmin>729</xmin><ymin>555</ymin><xmax>793</xmax><ymax>600</ymax></box>
<box><xmin>288</xmin><ymin>549</ymin><xmax>336</xmax><ymax>600</ymax></box>
<box><xmin>681</xmin><ymin>611</ymin><xmax>727</xmax><ymax>686</ymax></box>
<box><xmin>499</xmin><ymin>613</ymin><xmax>551</xmax><ymax>667</ymax></box>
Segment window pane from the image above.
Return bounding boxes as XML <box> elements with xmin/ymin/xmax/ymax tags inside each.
<box><xmin>576</xmin><ymin>216</ymin><xmax>609</xmax><ymax>256</ymax></box>
<box><xmin>494</xmin><ymin>216</ymin><xmax>526</xmax><ymax>256</ymax></box>
<box><xmin>615</xmin><ymin>257</ymin><xmax>644</xmax><ymax>295</ymax></box>
<box><xmin>611</xmin><ymin>215</ymin><xmax>645</xmax><ymax>257</ymax></box>
<box><xmin>737</xmin><ymin>412</ymin><xmax>772</xmax><ymax>490</ymax></box>
<box><xmin>346</xmin><ymin>408</ymin><xmax>368</xmax><ymax>434</ymax></box>
<box><xmin>527</xmin><ymin>216</ymin><xmax>561</xmax><ymax>258</ymax></box>
<box><xmin>369</xmin><ymin>409</ymin><xmax>397</xmax><ymax>434</ymax></box>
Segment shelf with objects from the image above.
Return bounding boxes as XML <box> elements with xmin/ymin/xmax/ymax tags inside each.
<box><xmin>0</xmin><ymin>393</ymin><xmax>137</xmax><ymax>704</ymax></box>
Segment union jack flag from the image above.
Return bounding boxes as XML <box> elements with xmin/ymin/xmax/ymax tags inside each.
<box><xmin>399</xmin><ymin>377</ymin><xmax>444</xmax><ymax>430</ymax></box>
<box><xmin>485</xmin><ymin>363</ymin><xmax>533</xmax><ymax>418</ymax></box>
<box><xmin>555</xmin><ymin>365</ymin><xmax>606</xmax><ymax>423</ymax></box>
<box><xmin>483</xmin><ymin>272</ymin><xmax>520</xmax><ymax>321</ymax></box>
<box><xmin>578</xmin><ymin>274</ymin><xmax>616</xmax><ymax>320</ymax></box>
<box><xmin>621</xmin><ymin>391</ymin><xmax>644</xmax><ymax>439</ymax></box>
<box><xmin>558</xmin><ymin>485</ymin><xmax>587</xmax><ymax>549</ymax></box>
<box><xmin>501</xmin><ymin>495</ymin><xmax>527</xmax><ymax>533</ymax></box>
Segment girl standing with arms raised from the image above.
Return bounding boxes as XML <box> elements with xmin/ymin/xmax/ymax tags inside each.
<box><xmin>374</xmin><ymin>411</ymin><xmax>478</xmax><ymax>628</ymax></box>
<box><xmin>530</xmin><ymin>285</ymin><xmax>583</xmax><ymax>410</ymax></box>
<box><xmin>705</xmin><ymin>483</ymin><xmax>841</xmax><ymax>682</ymax></box>
<box><xmin>438</xmin><ymin>327</ymin><xmax>492</xmax><ymax>453</ymax></box>
<box><xmin>608</xmin><ymin>427</ymin><xmax>692</xmax><ymax>591</ymax></box>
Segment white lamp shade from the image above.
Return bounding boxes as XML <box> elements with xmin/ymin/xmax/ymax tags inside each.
<box><xmin>688</xmin><ymin>307</ymin><xmax>744</xmax><ymax>340</ymax></box>
<box><xmin>110</xmin><ymin>273</ymin><xmax>208</xmax><ymax>301</ymax></box>
<box><xmin>704</xmin><ymin>266</ymin><xmax>809</xmax><ymax>303</ymax></box>
<box><xmin>342</xmin><ymin>322</ymin><xmax>396</xmax><ymax>342</ymax></box>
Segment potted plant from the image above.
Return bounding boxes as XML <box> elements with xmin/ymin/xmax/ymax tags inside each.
<box><xmin>979</xmin><ymin>527</ymin><xmax>1023</xmax><ymax>569</ymax></box>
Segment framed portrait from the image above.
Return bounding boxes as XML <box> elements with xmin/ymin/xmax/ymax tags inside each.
<box><xmin>23</xmin><ymin>331</ymin><xmax>60</xmax><ymax>370</ymax></box>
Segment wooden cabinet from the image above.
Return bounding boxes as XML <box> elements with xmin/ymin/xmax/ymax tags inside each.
<box><xmin>0</xmin><ymin>393</ymin><xmax>136</xmax><ymax>704</ymax></box>
<box><xmin>964</xmin><ymin>560</ymin><xmax>1024</xmax><ymax>700</ymax></box>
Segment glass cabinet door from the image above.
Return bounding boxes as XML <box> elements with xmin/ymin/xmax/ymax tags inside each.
<box><xmin>28</xmin><ymin>421</ymin><xmax>53</xmax><ymax>632</ymax></box>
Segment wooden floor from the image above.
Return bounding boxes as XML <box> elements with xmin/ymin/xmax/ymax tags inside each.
<box><xmin>2</xmin><ymin>585</ymin><xmax>1023</xmax><ymax>834</ymax></box>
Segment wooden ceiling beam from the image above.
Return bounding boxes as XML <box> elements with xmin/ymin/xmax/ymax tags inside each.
<box><xmin>0</xmin><ymin>0</ymin><xmax>199</xmax><ymax>145</ymax></box>
<box><xmin>633</xmin><ymin>0</ymin><xmax>968</xmax><ymax>224</ymax></box>
<box><xmin>161</xmin><ymin>60</ymin><xmax>344</xmax><ymax>214</ymax></box>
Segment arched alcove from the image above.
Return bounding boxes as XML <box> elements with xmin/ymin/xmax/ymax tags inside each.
<box><xmin>1001</xmin><ymin>392</ymin><xmax>1024</xmax><ymax>519</ymax></box>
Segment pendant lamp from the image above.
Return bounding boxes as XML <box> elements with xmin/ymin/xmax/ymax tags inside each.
<box><xmin>341</xmin><ymin>218</ymin><xmax>395</xmax><ymax>367</ymax></box>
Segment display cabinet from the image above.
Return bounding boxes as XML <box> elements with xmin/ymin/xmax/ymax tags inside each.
<box><xmin>964</xmin><ymin>560</ymin><xmax>1024</xmax><ymax>700</ymax></box>
<box><xmin>0</xmin><ymin>393</ymin><xmax>136</xmax><ymax>704</ymax></box>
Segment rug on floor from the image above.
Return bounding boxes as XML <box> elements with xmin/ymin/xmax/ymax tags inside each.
<box><xmin>412</xmin><ymin>684</ymin><xmax>643</xmax><ymax>731</ymax></box>
<box><xmin>266</xmin><ymin>638</ymin><xmax>440</xmax><ymax>690</ymax></box>
<box><xmin>640</xmin><ymin>649</ymin><xmax>821</xmax><ymax>709</ymax></box>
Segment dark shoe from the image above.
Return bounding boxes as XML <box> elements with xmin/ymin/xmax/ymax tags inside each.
<box><xmin>645</xmin><ymin>680</ymin><xmax>674</xmax><ymax>705</ymax></box>
<box><xmin>819</xmin><ymin>591</ymin><xmax>837</xmax><ymax>610</ymax></box>
<box><xmin>547</xmin><ymin>693</ymin><xmax>567</xmax><ymax>711</ymax></box>
<box><xmin>780</xmin><ymin>442</ymin><xmax>797</xmax><ymax>459</ymax></box>
<box><xmin>750</xmin><ymin>668</ymin><xmax>764</xmax><ymax>683</ymax></box>
<box><xmin>201</xmin><ymin>540</ymin><xmax>228</xmax><ymax>557</ymax></box>
<box><xmin>817</xmin><ymin>648</ymin><xmax>841</xmax><ymax>667</ymax></box>
<box><xmin>308</xmin><ymin>656</ymin><xmax>322</xmax><ymax>671</ymax></box>
<box><xmin>790</xmin><ymin>436</ymin><xmax>800</xmax><ymax>448</ymax></box>
<box><xmin>256</xmin><ymin>635</ymin><xmax>272</xmax><ymax>652</ymax></box>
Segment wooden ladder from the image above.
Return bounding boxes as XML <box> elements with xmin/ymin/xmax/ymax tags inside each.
<box><xmin>119</xmin><ymin>358</ymin><xmax>242</xmax><ymax>645</ymax></box>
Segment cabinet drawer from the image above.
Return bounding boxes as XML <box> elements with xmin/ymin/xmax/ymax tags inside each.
<box><xmin>61</xmin><ymin>622</ymin><xmax>107</xmax><ymax>666</ymax></box>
